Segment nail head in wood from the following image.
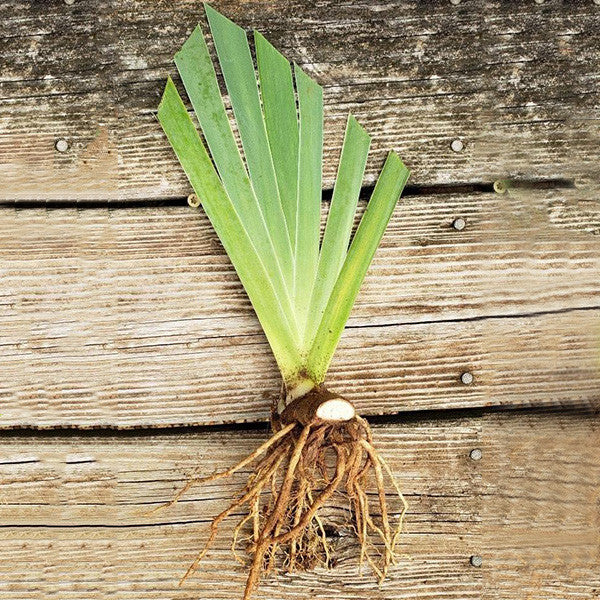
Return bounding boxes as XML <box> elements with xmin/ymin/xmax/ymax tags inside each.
<box><xmin>452</xmin><ymin>217</ymin><xmax>466</xmax><ymax>231</ymax></box>
<box><xmin>493</xmin><ymin>180</ymin><xmax>507</xmax><ymax>194</ymax></box>
<box><xmin>470</xmin><ymin>554</ymin><xmax>483</xmax><ymax>567</ymax></box>
<box><xmin>470</xmin><ymin>448</ymin><xmax>482</xmax><ymax>461</ymax></box>
<box><xmin>461</xmin><ymin>371</ymin><xmax>474</xmax><ymax>385</ymax></box>
<box><xmin>187</xmin><ymin>193</ymin><xmax>201</xmax><ymax>208</ymax></box>
<box><xmin>55</xmin><ymin>139</ymin><xmax>69</xmax><ymax>153</ymax></box>
<box><xmin>450</xmin><ymin>139</ymin><xmax>464</xmax><ymax>153</ymax></box>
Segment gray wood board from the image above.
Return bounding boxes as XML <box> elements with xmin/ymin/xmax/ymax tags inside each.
<box><xmin>1</xmin><ymin>1</ymin><xmax>598</xmax><ymax>200</ymax></box>
<box><xmin>1</xmin><ymin>187</ymin><xmax>599</xmax><ymax>428</ymax></box>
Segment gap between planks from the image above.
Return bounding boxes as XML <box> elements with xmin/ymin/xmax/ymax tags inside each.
<box><xmin>0</xmin><ymin>177</ymin><xmax>576</xmax><ymax>209</ymax></box>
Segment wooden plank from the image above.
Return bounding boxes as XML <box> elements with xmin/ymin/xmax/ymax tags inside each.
<box><xmin>0</xmin><ymin>412</ymin><xmax>597</xmax><ymax>598</ymax></box>
<box><xmin>1</xmin><ymin>1</ymin><xmax>598</xmax><ymax>200</ymax></box>
<box><xmin>481</xmin><ymin>412</ymin><xmax>600</xmax><ymax>599</ymax></box>
<box><xmin>1</xmin><ymin>187</ymin><xmax>599</xmax><ymax>427</ymax></box>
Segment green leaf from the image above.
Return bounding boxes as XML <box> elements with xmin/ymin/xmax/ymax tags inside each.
<box><xmin>157</xmin><ymin>78</ymin><xmax>301</xmax><ymax>380</ymax></box>
<box><xmin>304</xmin><ymin>114</ymin><xmax>370</xmax><ymax>348</ymax></box>
<box><xmin>205</xmin><ymin>4</ymin><xmax>294</xmax><ymax>290</ymax></box>
<box><xmin>174</xmin><ymin>26</ymin><xmax>297</xmax><ymax>337</ymax></box>
<box><xmin>294</xmin><ymin>64</ymin><xmax>323</xmax><ymax>332</ymax></box>
<box><xmin>305</xmin><ymin>151</ymin><xmax>410</xmax><ymax>383</ymax></box>
<box><xmin>158</xmin><ymin>6</ymin><xmax>410</xmax><ymax>392</ymax></box>
<box><xmin>254</xmin><ymin>31</ymin><xmax>299</xmax><ymax>250</ymax></box>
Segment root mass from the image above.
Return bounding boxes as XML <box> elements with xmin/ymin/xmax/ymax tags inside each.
<box><xmin>153</xmin><ymin>387</ymin><xmax>407</xmax><ymax>599</ymax></box>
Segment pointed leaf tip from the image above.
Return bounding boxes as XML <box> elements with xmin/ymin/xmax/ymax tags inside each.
<box><xmin>205</xmin><ymin>2</ymin><xmax>242</xmax><ymax>33</ymax></box>
<box><xmin>347</xmin><ymin>113</ymin><xmax>370</xmax><ymax>141</ymax></box>
<box><xmin>390</xmin><ymin>150</ymin><xmax>410</xmax><ymax>176</ymax></box>
<box><xmin>176</xmin><ymin>25</ymin><xmax>204</xmax><ymax>57</ymax></box>
<box><xmin>158</xmin><ymin>76</ymin><xmax>176</xmax><ymax>109</ymax></box>
<box><xmin>294</xmin><ymin>62</ymin><xmax>323</xmax><ymax>94</ymax></box>
<box><xmin>253</xmin><ymin>30</ymin><xmax>282</xmax><ymax>56</ymax></box>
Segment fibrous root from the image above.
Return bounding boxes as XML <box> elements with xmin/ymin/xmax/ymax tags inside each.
<box><xmin>150</xmin><ymin>387</ymin><xmax>408</xmax><ymax>600</ymax></box>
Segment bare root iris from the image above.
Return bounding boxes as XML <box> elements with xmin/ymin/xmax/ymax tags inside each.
<box><xmin>156</xmin><ymin>5</ymin><xmax>410</xmax><ymax>597</ymax></box>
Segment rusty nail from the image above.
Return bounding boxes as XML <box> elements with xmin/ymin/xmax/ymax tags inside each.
<box><xmin>470</xmin><ymin>448</ymin><xmax>482</xmax><ymax>461</ymax></box>
<box><xmin>55</xmin><ymin>139</ymin><xmax>69</xmax><ymax>153</ymax></box>
<box><xmin>450</xmin><ymin>139</ymin><xmax>464</xmax><ymax>153</ymax></box>
<box><xmin>461</xmin><ymin>372</ymin><xmax>474</xmax><ymax>385</ymax></box>
<box><xmin>452</xmin><ymin>217</ymin><xmax>466</xmax><ymax>231</ymax></box>
<box><xmin>470</xmin><ymin>555</ymin><xmax>483</xmax><ymax>567</ymax></box>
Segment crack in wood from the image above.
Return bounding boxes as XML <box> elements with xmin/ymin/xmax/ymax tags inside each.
<box><xmin>0</xmin><ymin>177</ymin><xmax>576</xmax><ymax>209</ymax></box>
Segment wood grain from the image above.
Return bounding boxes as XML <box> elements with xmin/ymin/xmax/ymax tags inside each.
<box><xmin>1</xmin><ymin>1</ymin><xmax>598</xmax><ymax>200</ymax></box>
<box><xmin>482</xmin><ymin>412</ymin><xmax>600</xmax><ymax>600</ymax></box>
<box><xmin>0</xmin><ymin>412</ymin><xmax>597</xmax><ymax>599</ymax></box>
<box><xmin>2</xmin><ymin>187</ymin><xmax>599</xmax><ymax>428</ymax></box>
<box><xmin>2</xmin><ymin>3</ymin><xmax>598</xmax><ymax>598</ymax></box>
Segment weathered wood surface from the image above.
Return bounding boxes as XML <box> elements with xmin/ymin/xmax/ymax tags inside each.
<box><xmin>482</xmin><ymin>412</ymin><xmax>600</xmax><ymax>600</ymax></box>
<box><xmin>1</xmin><ymin>1</ymin><xmax>598</xmax><ymax>200</ymax></box>
<box><xmin>2</xmin><ymin>2</ymin><xmax>598</xmax><ymax>599</ymax></box>
<box><xmin>2</xmin><ymin>187</ymin><xmax>599</xmax><ymax>428</ymax></box>
<box><xmin>0</xmin><ymin>411</ymin><xmax>597</xmax><ymax>599</ymax></box>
